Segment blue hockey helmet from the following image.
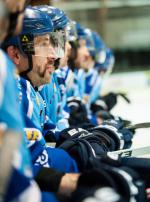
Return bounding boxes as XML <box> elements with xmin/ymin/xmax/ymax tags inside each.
<box><xmin>75</xmin><ymin>23</ymin><xmax>94</xmax><ymax>50</ymax></box>
<box><xmin>95</xmin><ymin>48</ymin><xmax>115</xmax><ymax>75</ymax></box>
<box><xmin>34</xmin><ymin>5</ymin><xmax>69</xmax><ymax>30</ymax></box>
<box><xmin>35</xmin><ymin>5</ymin><xmax>77</xmax><ymax>57</ymax></box>
<box><xmin>92</xmin><ymin>32</ymin><xmax>106</xmax><ymax>64</ymax></box>
<box><xmin>2</xmin><ymin>6</ymin><xmax>54</xmax><ymax>55</ymax></box>
<box><xmin>93</xmin><ymin>32</ymin><xmax>105</xmax><ymax>53</ymax></box>
<box><xmin>3</xmin><ymin>6</ymin><xmax>66</xmax><ymax>59</ymax></box>
<box><xmin>84</xmin><ymin>28</ymin><xmax>96</xmax><ymax>57</ymax></box>
<box><xmin>75</xmin><ymin>22</ymin><xmax>87</xmax><ymax>39</ymax></box>
<box><xmin>2</xmin><ymin>6</ymin><xmax>63</xmax><ymax>75</ymax></box>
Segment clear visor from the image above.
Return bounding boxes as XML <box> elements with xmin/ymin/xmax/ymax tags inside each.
<box><xmin>50</xmin><ymin>30</ymin><xmax>66</xmax><ymax>58</ymax></box>
<box><xmin>65</xmin><ymin>21</ymin><xmax>78</xmax><ymax>42</ymax></box>
<box><xmin>105</xmin><ymin>55</ymin><xmax>115</xmax><ymax>76</ymax></box>
<box><xmin>83</xmin><ymin>32</ymin><xmax>95</xmax><ymax>52</ymax></box>
<box><xmin>86</xmin><ymin>37</ymin><xmax>95</xmax><ymax>52</ymax></box>
<box><xmin>96</xmin><ymin>49</ymin><xmax>107</xmax><ymax>64</ymax></box>
<box><xmin>19</xmin><ymin>31</ymin><xmax>65</xmax><ymax>58</ymax></box>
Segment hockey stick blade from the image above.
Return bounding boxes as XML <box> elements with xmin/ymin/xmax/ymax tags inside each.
<box><xmin>108</xmin><ymin>145</ymin><xmax>150</xmax><ymax>158</ymax></box>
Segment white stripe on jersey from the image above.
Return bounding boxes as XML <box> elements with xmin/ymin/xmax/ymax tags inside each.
<box><xmin>13</xmin><ymin>180</ymin><xmax>41</xmax><ymax>202</ymax></box>
<box><xmin>26</xmin><ymin>81</ymin><xmax>33</xmax><ymax>118</ymax></box>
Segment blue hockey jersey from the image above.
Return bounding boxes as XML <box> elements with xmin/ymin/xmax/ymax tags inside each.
<box><xmin>0</xmin><ymin>50</ymin><xmax>32</xmax><ymax>177</ymax></box>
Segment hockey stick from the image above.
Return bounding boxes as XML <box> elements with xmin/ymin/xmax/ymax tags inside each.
<box><xmin>108</xmin><ymin>145</ymin><xmax>150</xmax><ymax>158</ymax></box>
<box><xmin>107</xmin><ymin>122</ymin><xmax>150</xmax><ymax>158</ymax></box>
<box><xmin>126</xmin><ymin>122</ymin><xmax>150</xmax><ymax>130</ymax></box>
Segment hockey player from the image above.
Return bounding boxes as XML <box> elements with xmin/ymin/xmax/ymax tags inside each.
<box><xmin>2</xmin><ymin>6</ymin><xmax>80</xmax><ymax>198</ymax></box>
<box><xmin>80</xmin><ymin>30</ymin><xmax>104</xmax><ymax>109</ymax></box>
<box><xmin>66</xmin><ymin>22</ymin><xmax>90</xmax><ymax>99</ymax></box>
<box><xmin>35</xmin><ymin>5</ymin><xmax>71</xmax><ymax>132</ymax></box>
<box><xmin>0</xmin><ymin>1</ymin><xmax>45</xmax><ymax>201</ymax></box>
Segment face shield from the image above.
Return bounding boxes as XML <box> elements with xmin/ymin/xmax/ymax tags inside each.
<box><xmin>65</xmin><ymin>21</ymin><xmax>77</xmax><ymax>42</ymax></box>
<box><xmin>96</xmin><ymin>49</ymin><xmax>107</xmax><ymax>64</ymax></box>
<box><xmin>85</xmin><ymin>35</ymin><xmax>95</xmax><ymax>53</ymax></box>
<box><xmin>19</xmin><ymin>30</ymin><xmax>66</xmax><ymax>59</ymax></box>
<box><xmin>83</xmin><ymin>29</ymin><xmax>95</xmax><ymax>54</ymax></box>
<box><xmin>50</xmin><ymin>30</ymin><xmax>66</xmax><ymax>58</ymax></box>
<box><xmin>97</xmin><ymin>49</ymin><xmax>115</xmax><ymax>78</ymax></box>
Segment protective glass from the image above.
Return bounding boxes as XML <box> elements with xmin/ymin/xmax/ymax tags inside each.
<box><xmin>65</xmin><ymin>21</ymin><xmax>77</xmax><ymax>42</ymax></box>
<box><xmin>19</xmin><ymin>30</ymin><xmax>65</xmax><ymax>58</ymax></box>
<box><xmin>50</xmin><ymin>30</ymin><xmax>66</xmax><ymax>58</ymax></box>
<box><xmin>84</xmin><ymin>29</ymin><xmax>95</xmax><ymax>52</ymax></box>
<box><xmin>96</xmin><ymin>49</ymin><xmax>107</xmax><ymax>64</ymax></box>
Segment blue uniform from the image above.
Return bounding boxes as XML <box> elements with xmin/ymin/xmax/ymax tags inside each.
<box><xmin>40</xmin><ymin>72</ymin><xmax>69</xmax><ymax>132</ymax></box>
<box><xmin>0</xmin><ymin>50</ymin><xmax>32</xmax><ymax>176</ymax></box>
<box><xmin>58</xmin><ymin>66</ymin><xmax>78</xmax><ymax>98</ymax></box>
<box><xmin>84</xmin><ymin>68</ymin><xmax>102</xmax><ymax>124</ymax></box>
<box><xmin>61</xmin><ymin>67</ymin><xmax>85</xmax><ymax>100</ymax></box>
<box><xmin>0</xmin><ymin>50</ymin><xmax>42</xmax><ymax>201</ymax></box>
<box><xmin>54</xmin><ymin>70</ymin><xmax>70</xmax><ymax>130</ymax></box>
<box><xmin>84</xmin><ymin>68</ymin><xmax>102</xmax><ymax>105</ymax></box>
<box><xmin>75</xmin><ymin>69</ymin><xmax>85</xmax><ymax>99</ymax></box>
<box><xmin>18</xmin><ymin>76</ymin><xmax>78</xmax><ymax>175</ymax></box>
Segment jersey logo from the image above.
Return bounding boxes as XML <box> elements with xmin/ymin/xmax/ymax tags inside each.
<box><xmin>26</xmin><ymin>130</ymin><xmax>39</xmax><ymax>141</ymax></box>
<box><xmin>35</xmin><ymin>149</ymin><xmax>49</xmax><ymax>167</ymax></box>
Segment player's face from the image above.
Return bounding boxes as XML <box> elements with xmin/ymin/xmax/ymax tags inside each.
<box><xmin>31</xmin><ymin>34</ymin><xmax>56</xmax><ymax>86</ymax></box>
<box><xmin>74</xmin><ymin>39</ymin><xmax>90</xmax><ymax>69</ymax></box>
<box><xmin>59</xmin><ymin>41</ymin><xmax>72</xmax><ymax>68</ymax></box>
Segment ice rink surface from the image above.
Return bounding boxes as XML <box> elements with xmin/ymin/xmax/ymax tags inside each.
<box><xmin>102</xmin><ymin>70</ymin><xmax>150</xmax><ymax>155</ymax></box>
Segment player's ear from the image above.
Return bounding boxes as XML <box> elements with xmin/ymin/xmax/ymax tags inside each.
<box><xmin>7</xmin><ymin>46</ymin><xmax>21</xmax><ymax>65</ymax></box>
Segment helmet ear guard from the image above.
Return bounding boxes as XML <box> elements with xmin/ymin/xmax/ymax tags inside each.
<box><xmin>19</xmin><ymin>34</ymin><xmax>34</xmax><ymax>55</ymax></box>
<box><xmin>34</xmin><ymin>5</ymin><xmax>69</xmax><ymax>30</ymax></box>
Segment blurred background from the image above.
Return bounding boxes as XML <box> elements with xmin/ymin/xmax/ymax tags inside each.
<box><xmin>31</xmin><ymin>0</ymin><xmax>150</xmax><ymax>149</ymax></box>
